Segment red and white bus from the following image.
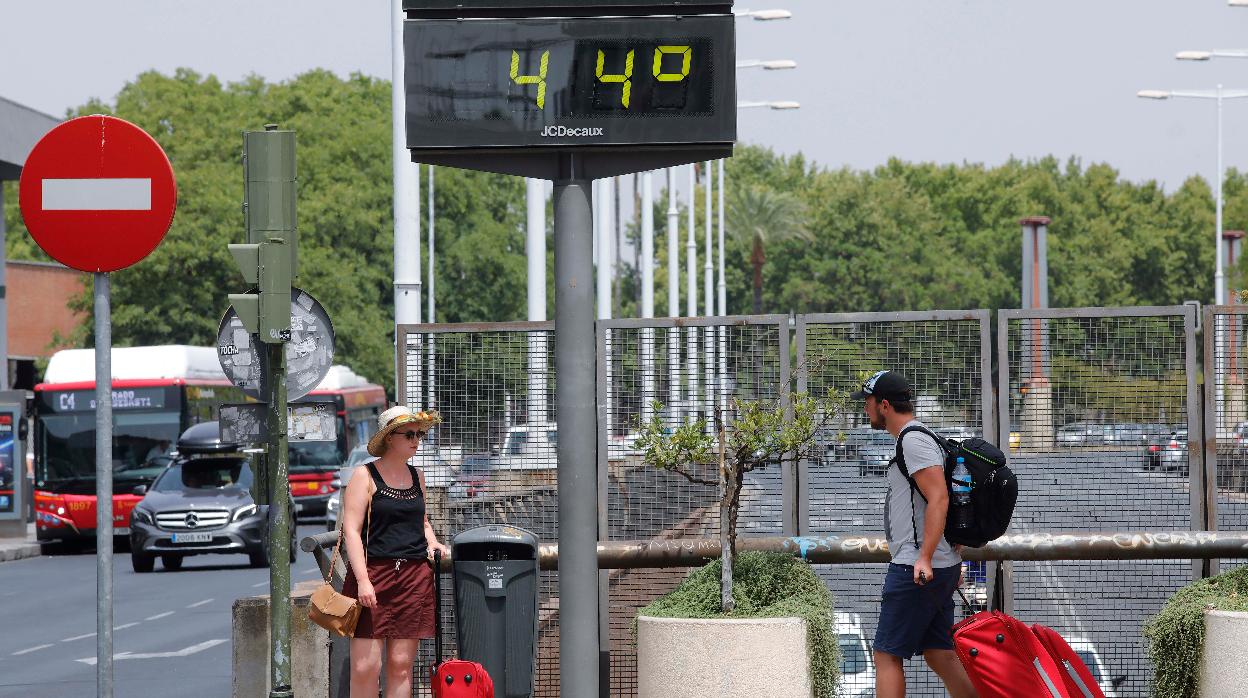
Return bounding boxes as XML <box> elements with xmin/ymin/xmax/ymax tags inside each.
<box><xmin>33</xmin><ymin>346</ymin><xmax>386</xmax><ymax>543</ymax></box>
<box><xmin>287</xmin><ymin>365</ymin><xmax>386</xmax><ymax>517</ymax></box>
<box><xmin>33</xmin><ymin>346</ymin><xmax>244</xmax><ymax>544</ymax></box>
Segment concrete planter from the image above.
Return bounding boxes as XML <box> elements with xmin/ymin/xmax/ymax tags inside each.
<box><xmin>637</xmin><ymin>615</ymin><xmax>811</xmax><ymax>698</ymax></box>
<box><xmin>1199</xmin><ymin>609</ymin><xmax>1248</xmax><ymax>697</ymax></box>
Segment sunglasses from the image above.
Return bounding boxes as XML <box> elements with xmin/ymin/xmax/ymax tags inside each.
<box><xmin>393</xmin><ymin>430</ymin><xmax>427</xmax><ymax>442</ymax></box>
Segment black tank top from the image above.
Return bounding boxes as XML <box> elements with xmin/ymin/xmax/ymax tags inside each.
<box><xmin>364</xmin><ymin>462</ymin><xmax>428</xmax><ymax>560</ymax></box>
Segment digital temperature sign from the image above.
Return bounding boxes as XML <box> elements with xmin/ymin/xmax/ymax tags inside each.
<box><xmin>403</xmin><ymin>7</ymin><xmax>735</xmax><ymax>162</ymax></box>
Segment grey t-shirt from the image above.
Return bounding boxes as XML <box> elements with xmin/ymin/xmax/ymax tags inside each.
<box><xmin>884</xmin><ymin>420</ymin><xmax>962</xmax><ymax>567</ymax></box>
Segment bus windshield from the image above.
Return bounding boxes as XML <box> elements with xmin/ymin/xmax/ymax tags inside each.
<box><xmin>38</xmin><ymin>410</ymin><xmax>181</xmax><ymax>495</ymax></box>
<box><xmin>288</xmin><ymin>415</ymin><xmax>348</xmax><ymax>472</ymax></box>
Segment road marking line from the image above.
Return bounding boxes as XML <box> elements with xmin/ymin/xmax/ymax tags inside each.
<box><xmin>61</xmin><ymin>632</ymin><xmax>95</xmax><ymax>643</ymax></box>
<box><xmin>186</xmin><ymin>598</ymin><xmax>214</xmax><ymax>609</ymax></box>
<box><xmin>144</xmin><ymin>611</ymin><xmax>174</xmax><ymax>621</ymax></box>
<box><xmin>252</xmin><ymin>581</ymin><xmax>268</xmax><ymax>588</ymax></box>
<box><xmin>12</xmin><ymin>644</ymin><xmax>53</xmax><ymax>656</ymax></box>
<box><xmin>114</xmin><ymin>622</ymin><xmax>139</xmax><ymax>630</ymax></box>
<box><xmin>76</xmin><ymin>639</ymin><xmax>226</xmax><ymax>665</ymax></box>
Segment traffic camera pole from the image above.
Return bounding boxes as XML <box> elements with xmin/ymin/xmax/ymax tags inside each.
<box><xmin>552</xmin><ymin>154</ymin><xmax>600</xmax><ymax>698</ymax></box>
<box><xmin>233</xmin><ymin>124</ymin><xmax>297</xmax><ymax>697</ymax></box>
<box><xmin>94</xmin><ymin>272</ymin><xmax>113</xmax><ymax>698</ymax></box>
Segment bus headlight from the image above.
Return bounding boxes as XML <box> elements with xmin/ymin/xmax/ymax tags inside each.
<box><xmin>232</xmin><ymin>503</ymin><xmax>258</xmax><ymax>522</ymax></box>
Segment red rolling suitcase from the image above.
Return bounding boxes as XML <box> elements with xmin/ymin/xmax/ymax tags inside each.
<box><xmin>953</xmin><ymin>610</ymin><xmax>1072</xmax><ymax>698</ymax></box>
<box><xmin>430</xmin><ymin>551</ymin><xmax>495</xmax><ymax>698</ymax></box>
<box><xmin>1031</xmin><ymin>624</ymin><xmax>1105</xmax><ymax>698</ymax></box>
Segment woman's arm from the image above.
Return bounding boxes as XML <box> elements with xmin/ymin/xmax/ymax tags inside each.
<box><xmin>342</xmin><ymin>466</ymin><xmax>377</xmax><ymax>607</ymax></box>
<box><xmin>417</xmin><ymin>468</ymin><xmax>450</xmax><ymax>559</ymax></box>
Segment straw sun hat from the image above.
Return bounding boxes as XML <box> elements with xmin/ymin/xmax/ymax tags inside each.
<box><xmin>366</xmin><ymin>406</ymin><xmax>442</xmax><ymax>457</ymax></box>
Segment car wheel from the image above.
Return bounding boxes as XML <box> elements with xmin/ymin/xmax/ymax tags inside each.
<box><xmin>161</xmin><ymin>554</ymin><xmax>183</xmax><ymax>571</ymax></box>
<box><xmin>249</xmin><ymin>547</ymin><xmax>271</xmax><ymax>568</ymax></box>
<box><xmin>132</xmin><ymin>551</ymin><xmax>155</xmax><ymax>573</ymax></box>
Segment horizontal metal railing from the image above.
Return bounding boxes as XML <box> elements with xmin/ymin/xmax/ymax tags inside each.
<box><xmin>302</xmin><ymin>529</ymin><xmax>1248</xmax><ymax>572</ymax></box>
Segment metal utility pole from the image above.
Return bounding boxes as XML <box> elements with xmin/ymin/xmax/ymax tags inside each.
<box><xmin>686</xmin><ymin>164</ymin><xmax>699</xmax><ymax>417</ymax></box>
<box><xmin>527</xmin><ymin>178</ymin><xmax>549</xmax><ymax>423</ymax></box>
<box><xmin>717</xmin><ymin>158</ymin><xmax>728</xmax><ymax>407</ymax></box>
<box><xmin>230</xmin><ymin>126</ymin><xmax>297</xmax><ymax>698</ymax></box>
<box><xmin>427</xmin><ymin>165</ymin><xmax>436</xmax><ymax>413</ymax></box>
<box><xmin>666</xmin><ymin>168</ymin><xmax>681</xmax><ymax>422</ymax></box>
<box><xmin>553</xmin><ymin>155</ymin><xmax>598</xmax><ymax>698</ymax></box>
<box><xmin>703</xmin><ymin>161</ymin><xmax>714</xmax><ymax>408</ymax></box>
<box><xmin>392</xmin><ymin>0</ymin><xmax>421</xmax><ymax>386</ymax></box>
<box><xmin>641</xmin><ymin>171</ymin><xmax>656</xmax><ymax>422</ymax></box>
<box><xmin>0</xmin><ymin>185</ymin><xmax>6</xmax><ymax>391</ymax></box>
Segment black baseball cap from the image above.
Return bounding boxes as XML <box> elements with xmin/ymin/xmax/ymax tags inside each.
<box><xmin>851</xmin><ymin>370</ymin><xmax>913</xmax><ymax>402</ymax></box>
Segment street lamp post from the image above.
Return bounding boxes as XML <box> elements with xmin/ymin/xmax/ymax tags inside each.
<box><xmin>1138</xmin><ymin>87</ymin><xmax>1248</xmax><ymax>305</ymax></box>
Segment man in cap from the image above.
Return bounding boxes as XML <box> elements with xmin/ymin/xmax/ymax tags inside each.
<box><xmin>852</xmin><ymin>370</ymin><xmax>975</xmax><ymax>698</ymax></box>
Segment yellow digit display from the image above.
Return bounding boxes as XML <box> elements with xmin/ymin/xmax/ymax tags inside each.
<box><xmin>652</xmin><ymin>45</ymin><xmax>692</xmax><ymax>83</ymax></box>
<box><xmin>596</xmin><ymin>49</ymin><xmax>636</xmax><ymax>109</ymax></box>
<box><xmin>511</xmin><ymin>49</ymin><xmax>550</xmax><ymax>109</ymax></box>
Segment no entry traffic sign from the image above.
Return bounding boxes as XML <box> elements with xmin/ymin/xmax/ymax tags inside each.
<box><xmin>19</xmin><ymin>115</ymin><xmax>176</xmax><ymax>272</ymax></box>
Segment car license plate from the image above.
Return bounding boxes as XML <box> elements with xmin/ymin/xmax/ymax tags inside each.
<box><xmin>114</xmin><ymin>527</ymin><xmax>130</xmax><ymax>536</ymax></box>
<box><xmin>172</xmin><ymin>532</ymin><xmax>212</xmax><ymax>544</ymax></box>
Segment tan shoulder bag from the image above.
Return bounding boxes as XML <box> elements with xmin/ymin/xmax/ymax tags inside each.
<box><xmin>308</xmin><ymin>480</ymin><xmax>372</xmax><ymax>637</ymax></box>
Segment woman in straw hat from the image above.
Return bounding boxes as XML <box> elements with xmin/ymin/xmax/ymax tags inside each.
<box><xmin>341</xmin><ymin>405</ymin><xmax>449</xmax><ymax>697</ymax></box>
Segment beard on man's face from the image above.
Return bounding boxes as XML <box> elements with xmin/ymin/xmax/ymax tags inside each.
<box><xmin>866</xmin><ymin>403</ymin><xmax>886</xmax><ymax>430</ymax></box>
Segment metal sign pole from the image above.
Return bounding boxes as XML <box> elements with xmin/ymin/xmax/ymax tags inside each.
<box><xmin>553</xmin><ymin>155</ymin><xmax>599</xmax><ymax>698</ymax></box>
<box><xmin>94</xmin><ymin>272</ymin><xmax>113</xmax><ymax>697</ymax></box>
<box><xmin>267</xmin><ymin>340</ymin><xmax>292</xmax><ymax>697</ymax></box>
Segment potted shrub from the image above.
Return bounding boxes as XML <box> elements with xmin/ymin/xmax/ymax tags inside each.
<box><xmin>632</xmin><ymin>386</ymin><xmax>846</xmax><ymax>698</ymax></box>
<box><xmin>1144</xmin><ymin>565</ymin><xmax>1248</xmax><ymax>697</ymax></box>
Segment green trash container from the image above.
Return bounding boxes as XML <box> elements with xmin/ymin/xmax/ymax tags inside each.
<box><xmin>452</xmin><ymin>525</ymin><xmax>540</xmax><ymax>698</ymax></box>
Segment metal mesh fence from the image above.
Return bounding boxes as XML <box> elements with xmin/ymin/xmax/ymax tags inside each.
<box><xmin>1204</xmin><ymin>307</ymin><xmax>1248</xmax><ymax>574</ymax></box>
<box><xmin>399</xmin><ymin>323</ymin><xmax>558</xmax><ymax>697</ymax></box>
<box><xmin>1000</xmin><ymin>307</ymin><xmax>1198</xmax><ymax>697</ymax></box>
<box><xmin>598</xmin><ymin>316</ymin><xmax>788</xmax><ymax>698</ymax></box>
<box><xmin>797</xmin><ymin>311</ymin><xmax>991</xmax><ymax>698</ymax></box>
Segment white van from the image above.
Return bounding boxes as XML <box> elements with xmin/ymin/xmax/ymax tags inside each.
<box><xmin>835</xmin><ymin>612</ymin><xmax>874</xmax><ymax>697</ymax></box>
<box><xmin>493</xmin><ymin>422</ymin><xmax>558</xmax><ymax>470</ymax></box>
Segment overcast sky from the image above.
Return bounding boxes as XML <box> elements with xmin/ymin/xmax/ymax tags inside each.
<box><xmin>5</xmin><ymin>1</ymin><xmax>1248</xmax><ymax>191</ymax></box>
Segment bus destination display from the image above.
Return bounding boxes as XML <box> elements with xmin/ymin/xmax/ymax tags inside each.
<box><xmin>404</xmin><ymin>15</ymin><xmax>735</xmax><ymax>150</ymax></box>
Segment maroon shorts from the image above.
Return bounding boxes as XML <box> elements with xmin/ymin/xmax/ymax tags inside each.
<box><xmin>342</xmin><ymin>557</ymin><xmax>435</xmax><ymax>639</ymax></box>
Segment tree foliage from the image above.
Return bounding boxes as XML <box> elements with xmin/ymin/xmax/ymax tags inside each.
<box><xmin>3</xmin><ymin>69</ymin><xmax>526</xmax><ymax>392</ymax></box>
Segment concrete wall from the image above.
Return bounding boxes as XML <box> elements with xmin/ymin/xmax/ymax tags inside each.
<box><xmin>637</xmin><ymin>615</ymin><xmax>811</xmax><ymax>698</ymax></box>
<box><xmin>232</xmin><ymin>582</ymin><xmax>330</xmax><ymax>698</ymax></box>
<box><xmin>1200</xmin><ymin>609</ymin><xmax>1248</xmax><ymax>698</ymax></box>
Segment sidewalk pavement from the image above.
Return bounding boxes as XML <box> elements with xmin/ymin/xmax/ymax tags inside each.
<box><xmin>0</xmin><ymin>522</ymin><xmax>41</xmax><ymax>563</ymax></box>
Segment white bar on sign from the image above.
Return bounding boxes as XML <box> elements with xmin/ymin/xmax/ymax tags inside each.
<box><xmin>42</xmin><ymin>178</ymin><xmax>152</xmax><ymax>211</ymax></box>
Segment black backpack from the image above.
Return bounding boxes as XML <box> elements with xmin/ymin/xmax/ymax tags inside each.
<box><xmin>893</xmin><ymin>424</ymin><xmax>1017</xmax><ymax>548</ymax></box>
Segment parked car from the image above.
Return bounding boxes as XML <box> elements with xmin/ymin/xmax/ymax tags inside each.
<box><xmin>129</xmin><ymin>421</ymin><xmax>295</xmax><ymax>572</ymax></box>
<box><xmin>449</xmin><ymin>453</ymin><xmax>496</xmax><ymax>499</ymax></box>
<box><xmin>934</xmin><ymin>425</ymin><xmax>980</xmax><ymax>441</ymax></box>
<box><xmin>1057</xmin><ymin>421</ymin><xmax>1110</xmax><ymax>447</ymax></box>
<box><xmin>1145</xmin><ymin>428</ymin><xmax>1188</xmax><ymax>473</ymax></box>
<box><xmin>835</xmin><ymin>612</ymin><xmax>874</xmax><ymax>697</ymax></box>
<box><xmin>1066</xmin><ymin>637</ymin><xmax>1127</xmax><ymax>697</ymax></box>
<box><xmin>1105</xmin><ymin>423</ymin><xmax>1146</xmax><ymax>446</ymax></box>
<box><xmin>608</xmin><ymin>431</ymin><xmax>643</xmax><ymax>459</ymax></box>
<box><xmin>325</xmin><ymin>444</ymin><xmax>373</xmax><ymax>532</ymax></box>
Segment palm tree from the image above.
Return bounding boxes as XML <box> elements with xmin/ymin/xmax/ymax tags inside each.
<box><xmin>726</xmin><ymin>184</ymin><xmax>811</xmax><ymax>314</ymax></box>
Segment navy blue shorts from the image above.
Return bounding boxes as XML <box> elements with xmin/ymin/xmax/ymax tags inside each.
<box><xmin>873</xmin><ymin>562</ymin><xmax>961</xmax><ymax>659</ymax></box>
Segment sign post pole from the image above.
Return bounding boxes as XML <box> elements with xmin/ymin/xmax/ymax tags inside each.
<box><xmin>94</xmin><ymin>272</ymin><xmax>113</xmax><ymax>698</ymax></box>
<box><xmin>18</xmin><ymin>114</ymin><xmax>177</xmax><ymax>697</ymax></box>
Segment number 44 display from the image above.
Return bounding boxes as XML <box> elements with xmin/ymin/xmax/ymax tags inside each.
<box><xmin>511</xmin><ymin>45</ymin><xmax>693</xmax><ymax>110</ymax></box>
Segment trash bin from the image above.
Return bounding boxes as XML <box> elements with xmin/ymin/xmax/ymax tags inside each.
<box><xmin>452</xmin><ymin>525</ymin><xmax>540</xmax><ymax>698</ymax></box>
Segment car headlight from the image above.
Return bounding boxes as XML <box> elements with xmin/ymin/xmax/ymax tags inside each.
<box><xmin>232</xmin><ymin>503</ymin><xmax>258</xmax><ymax>522</ymax></box>
<box><xmin>132</xmin><ymin>507</ymin><xmax>154</xmax><ymax>525</ymax></box>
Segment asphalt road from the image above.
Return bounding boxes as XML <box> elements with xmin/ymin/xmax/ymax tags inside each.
<box><xmin>0</xmin><ymin>523</ymin><xmax>325</xmax><ymax>698</ymax></box>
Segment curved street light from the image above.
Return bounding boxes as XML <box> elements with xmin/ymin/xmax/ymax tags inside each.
<box><xmin>736</xmin><ymin>59</ymin><xmax>798</xmax><ymax>70</ymax></box>
<box><xmin>734</xmin><ymin>8</ymin><xmax>793</xmax><ymax>20</ymax></box>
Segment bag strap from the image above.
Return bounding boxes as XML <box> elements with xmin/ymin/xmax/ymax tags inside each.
<box><xmin>892</xmin><ymin>424</ymin><xmax>948</xmax><ymax>552</ymax></box>
<box><xmin>322</xmin><ymin>475</ymin><xmax>373</xmax><ymax>586</ymax></box>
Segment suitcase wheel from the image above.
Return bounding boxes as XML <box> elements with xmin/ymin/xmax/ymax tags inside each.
<box><xmin>996</xmin><ymin>634</ymin><xmax>1004</xmax><ymax>643</ymax></box>
<box><xmin>969</xmin><ymin>648</ymin><xmax>979</xmax><ymax>657</ymax></box>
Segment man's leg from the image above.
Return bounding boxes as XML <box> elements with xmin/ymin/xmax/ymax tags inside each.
<box><xmin>874</xmin><ymin>650</ymin><xmax>906</xmax><ymax>698</ymax></box>
<box><xmin>923</xmin><ymin>648</ymin><xmax>977</xmax><ymax>698</ymax></box>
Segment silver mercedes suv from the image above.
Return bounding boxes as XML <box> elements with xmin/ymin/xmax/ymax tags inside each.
<box><xmin>128</xmin><ymin>421</ymin><xmax>295</xmax><ymax>573</ymax></box>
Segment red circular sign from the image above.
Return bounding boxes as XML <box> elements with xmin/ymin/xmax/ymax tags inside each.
<box><xmin>19</xmin><ymin>115</ymin><xmax>176</xmax><ymax>273</ymax></box>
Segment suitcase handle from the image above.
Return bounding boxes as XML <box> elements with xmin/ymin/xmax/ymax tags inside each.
<box><xmin>433</xmin><ymin>549</ymin><xmax>442</xmax><ymax>667</ymax></box>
